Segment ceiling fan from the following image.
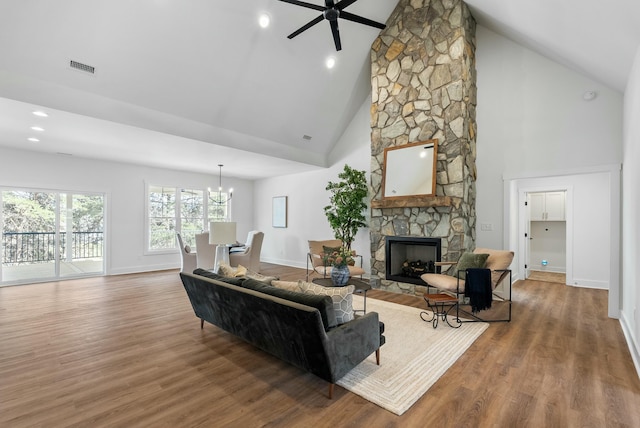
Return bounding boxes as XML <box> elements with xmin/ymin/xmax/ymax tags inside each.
<box><xmin>278</xmin><ymin>0</ymin><xmax>387</xmax><ymax>51</ymax></box>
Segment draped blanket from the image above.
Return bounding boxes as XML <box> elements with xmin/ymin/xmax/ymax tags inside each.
<box><xmin>464</xmin><ymin>268</ymin><xmax>492</xmax><ymax>313</ymax></box>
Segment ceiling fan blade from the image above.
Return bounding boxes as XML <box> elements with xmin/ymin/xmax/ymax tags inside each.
<box><xmin>335</xmin><ymin>0</ymin><xmax>358</xmax><ymax>11</ymax></box>
<box><xmin>278</xmin><ymin>0</ymin><xmax>325</xmax><ymax>12</ymax></box>
<box><xmin>287</xmin><ymin>14</ymin><xmax>325</xmax><ymax>39</ymax></box>
<box><xmin>339</xmin><ymin>10</ymin><xmax>386</xmax><ymax>30</ymax></box>
<box><xmin>329</xmin><ymin>19</ymin><xmax>342</xmax><ymax>51</ymax></box>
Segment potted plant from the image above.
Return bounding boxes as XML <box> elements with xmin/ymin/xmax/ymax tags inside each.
<box><xmin>323</xmin><ymin>164</ymin><xmax>368</xmax><ymax>251</ymax></box>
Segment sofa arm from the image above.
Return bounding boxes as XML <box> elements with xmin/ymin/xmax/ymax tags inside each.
<box><xmin>323</xmin><ymin>311</ymin><xmax>382</xmax><ymax>382</ymax></box>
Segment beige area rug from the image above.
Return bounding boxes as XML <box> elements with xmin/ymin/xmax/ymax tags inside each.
<box><xmin>337</xmin><ymin>295</ymin><xmax>489</xmax><ymax>416</ymax></box>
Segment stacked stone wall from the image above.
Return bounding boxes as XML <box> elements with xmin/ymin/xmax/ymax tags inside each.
<box><xmin>369</xmin><ymin>0</ymin><xmax>477</xmax><ymax>295</ymax></box>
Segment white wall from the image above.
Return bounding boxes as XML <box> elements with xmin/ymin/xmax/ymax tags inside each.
<box><xmin>255</xmin><ymin>99</ymin><xmax>372</xmax><ymax>273</ymax></box>
<box><xmin>0</xmin><ymin>147</ymin><xmax>254</xmax><ymax>275</ymax></box>
<box><xmin>530</xmin><ymin>221</ymin><xmax>566</xmax><ymax>272</ymax></box>
<box><xmin>475</xmin><ymin>26</ymin><xmax>623</xmax><ymax>251</ymax></box>
<box><xmin>621</xmin><ymin>45</ymin><xmax>640</xmax><ymax>374</ymax></box>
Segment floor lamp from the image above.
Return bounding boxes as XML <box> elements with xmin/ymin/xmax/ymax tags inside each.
<box><xmin>209</xmin><ymin>221</ymin><xmax>237</xmax><ymax>273</ymax></box>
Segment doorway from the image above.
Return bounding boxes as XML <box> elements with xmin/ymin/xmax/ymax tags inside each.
<box><xmin>525</xmin><ymin>190</ymin><xmax>567</xmax><ymax>285</ymax></box>
<box><xmin>1</xmin><ymin>189</ymin><xmax>105</xmax><ymax>285</ymax></box>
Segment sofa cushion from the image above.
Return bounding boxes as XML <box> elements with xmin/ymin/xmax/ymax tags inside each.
<box><xmin>193</xmin><ymin>268</ymin><xmax>246</xmax><ymax>286</ymax></box>
<box><xmin>271</xmin><ymin>280</ymin><xmax>301</xmax><ymax>292</ymax></box>
<box><xmin>298</xmin><ymin>281</ymin><xmax>355</xmax><ymax>324</ymax></box>
<box><xmin>245</xmin><ymin>270</ymin><xmax>278</xmax><ymax>285</ymax></box>
<box><xmin>241</xmin><ymin>278</ymin><xmax>337</xmax><ymax>330</ymax></box>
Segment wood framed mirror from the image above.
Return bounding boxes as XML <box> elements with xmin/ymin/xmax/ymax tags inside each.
<box><xmin>382</xmin><ymin>139</ymin><xmax>438</xmax><ymax>200</ymax></box>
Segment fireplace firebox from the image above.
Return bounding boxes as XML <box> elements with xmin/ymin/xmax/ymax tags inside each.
<box><xmin>385</xmin><ymin>236</ymin><xmax>441</xmax><ymax>285</ymax></box>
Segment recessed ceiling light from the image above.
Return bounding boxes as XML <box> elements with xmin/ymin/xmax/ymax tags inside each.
<box><xmin>31</xmin><ymin>126</ymin><xmax>44</xmax><ymax>132</ymax></box>
<box><xmin>583</xmin><ymin>90</ymin><xmax>597</xmax><ymax>101</ymax></box>
<box><xmin>325</xmin><ymin>57</ymin><xmax>336</xmax><ymax>69</ymax></box>
<box><xmin>27</xmin><ymin>137</ymin><xmax>40</xmax><ymax>142</ymax></box>
<box><xmin>258</xmin><ymin>13</ymin><xmax>270</xmax><ymax>28</ymax></box>
<box><xmin>32</xmin><ymin>110</ymin><xmax>48</xmax><ymax>117</ymax></box>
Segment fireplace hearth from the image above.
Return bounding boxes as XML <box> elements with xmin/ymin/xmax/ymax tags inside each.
<box><xmin>385</xmin><ymin>236</ymin><xmax>441</xmax><ymax>286</ymax></box>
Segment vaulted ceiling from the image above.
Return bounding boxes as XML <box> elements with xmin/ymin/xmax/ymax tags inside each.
<box><xmin>0</xmin><ymin>0</ymin><xmax>638</xmax><ymax>179</ymax></box>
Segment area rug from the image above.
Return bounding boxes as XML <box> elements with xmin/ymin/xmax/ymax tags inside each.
<box><xmin>337</xmin><ymin>295</ymin><xmax>489</xmax><ymax>415</ymax></box>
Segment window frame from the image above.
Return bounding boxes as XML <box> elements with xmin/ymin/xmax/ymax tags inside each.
<box><xmin>144</xmin><ymin>183</ymin><xmax>231</xmax><ymax>254</ymax></box>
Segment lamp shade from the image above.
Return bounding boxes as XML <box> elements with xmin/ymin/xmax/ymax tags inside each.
<box><xmin>209</xmin><ymin>221</ymin><xmax>237</xmax><ymax>245</ymax></box>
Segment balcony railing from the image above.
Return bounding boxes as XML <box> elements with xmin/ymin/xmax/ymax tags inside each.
<box><xmin>2</xmin><ymin>232</ymin><xmax>104</xmax><ymax>264</ymax></box>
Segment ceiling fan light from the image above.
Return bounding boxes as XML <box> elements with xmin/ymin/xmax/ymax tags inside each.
<box><xmin>325</xmin><ymin>57</ymin><xmax>336</xmax><ymax>69</ymax></box>
<box><xmin>259</xmin><ymin>13</ymin><xmax>270</xmax><ymax>28</ymax></box>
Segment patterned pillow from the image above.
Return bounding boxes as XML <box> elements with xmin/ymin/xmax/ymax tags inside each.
<box><xmin>298</xmin><ymin>281</ymin><xmax>355</xmax><ymax>324</ymax></box>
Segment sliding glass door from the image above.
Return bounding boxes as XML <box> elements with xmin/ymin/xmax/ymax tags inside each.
<box><xmin>1</xmin><ymin>189</ymin><xmax>105</xmax><ymax>285</ymax></box>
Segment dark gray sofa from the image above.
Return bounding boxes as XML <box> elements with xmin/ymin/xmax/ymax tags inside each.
<box><xmin>179</xmin><ymin>270</ymin><xmax>385</xmax><ymax>398</ymax></box>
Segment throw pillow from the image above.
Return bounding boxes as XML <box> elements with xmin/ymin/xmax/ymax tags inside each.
<box><xmin>218</xmin><ymin>262</ymin><xmax>247</xmax><ymax>278</ymax></box>
<box><xmin>271</xmin><ymin>280</ymin><xmax>301</xmax><ymax>292</ymax></box>
<box><xmin>298</xmin><ymin>280</ymin><xmax>355</xmax><ymax>324</ymax></box>
<box><xmin>454</xmin><ymin>252</ymin><xmax>490</xmax><ymax>280</ymax></box>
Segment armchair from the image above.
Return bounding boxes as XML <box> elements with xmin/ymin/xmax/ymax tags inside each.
<box><xmin>306</xmin><ymin>239</ymin><xmax>365</xmax><ymax>281</ymax></box>
<box><xmin>229</xmin><ymin>231</ymin><xmax>264</xmax><ymax>273</ymax></box>
<box><xmin>420</xmin><ymin>247</ymin><xmax>514</xmax><ymax>323</ymax></box>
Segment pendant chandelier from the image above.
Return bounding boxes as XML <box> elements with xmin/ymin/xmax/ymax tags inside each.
<box><xmin>209</xmin><ymin>164</ymin><xmax>233</xmax><ymax>205</ymax></box>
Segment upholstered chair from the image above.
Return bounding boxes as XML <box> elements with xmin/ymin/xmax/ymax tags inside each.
<box><xmin>229</xmin><ymin>231</ymin><xmax>264</xmax><ymax>273</ymax></box>
<box><xmin>194</xmin><ymin>232</ymin><xmax>216</xmax><ymax>270</ymax></box>
<box><xmin>176</xmin><ymin>232</ymin><xmax>197</xmax><ymax>273</ymax></box>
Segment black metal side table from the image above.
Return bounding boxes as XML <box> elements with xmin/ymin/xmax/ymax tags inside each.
<box><xmin>311</xmin><ymin>277</ymin><xmax>371</xmax><ymax>314</ymax></box>
<box><xmin>420</xmin><ymin>293</ymin><xmax>462</xmax><ymax>328</ymax></box>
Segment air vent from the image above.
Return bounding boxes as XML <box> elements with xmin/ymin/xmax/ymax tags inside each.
<box><xmin>302</xmin><ymin>135</ymin><xmax>312</xmax><ymax>141</ymax></box>
<box><xmin>69</xmin><ymin>60</ymin><xmax>95</xmax><ymax>74</ymax></box>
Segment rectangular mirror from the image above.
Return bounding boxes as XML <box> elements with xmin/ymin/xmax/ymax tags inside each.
<box><xmin>382</xmin><ymin>139</ymin><xmax>438</xmax><ymax>199</ymax></box>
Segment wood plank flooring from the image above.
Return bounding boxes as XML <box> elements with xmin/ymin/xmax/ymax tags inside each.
<box><xmin>1</xmin><ymin>265</ymin><xmax>639</xmax><ymax>427</ymax></box>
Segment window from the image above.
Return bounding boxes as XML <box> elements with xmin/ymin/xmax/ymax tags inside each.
<box><xmin>148</xmin><ymin>186</ymin><xmax>176</xmax><ymax>251</ymax></box>
<box><xmin>180</xmin><ymin>189</ymin><xmax>204</xmax><ymax>247</ymax></box>
<box><xmin>146</xmin><ymin>184</ymin><xmax>231</xmax><ymax>252</ymax></box>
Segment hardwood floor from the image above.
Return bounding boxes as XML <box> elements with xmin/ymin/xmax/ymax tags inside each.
<box><xmin>1</xmin><ymin>264</ymin><xmax>639</xmax><ymax>427</ymax></box>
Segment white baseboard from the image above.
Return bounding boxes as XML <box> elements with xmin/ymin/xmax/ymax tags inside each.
<box><xmin>108</xmin><ymin>263</ymin><xmax>178</xmax><ymax>276</ymax></box>
<box><xmin>530</xmin><ymin>268</ymin><xmax>566</xmax><ymax>274</ymax></box>
<box><xmin>260</xmin><ymin>257</ymin><xmax>306</xmax><ymax>270</ymax></box>
<box><xmin>569</xmin><ymin>278</ymin><xmax>608</xmax><ymax>289</ymax></box>
<box><xmin>619</xmin><ymin>311</ymin><xmax>640</xmax><ymax>381</ymax></box>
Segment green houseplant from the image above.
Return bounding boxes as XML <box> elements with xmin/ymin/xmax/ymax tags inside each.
<box><xmin>323</xmin><ymin>164</ymin><xmax>368</xmax><ymax>250</ymax></box>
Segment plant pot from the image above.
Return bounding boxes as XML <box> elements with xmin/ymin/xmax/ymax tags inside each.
<box><xmin>331</xmin><ymin>264</ymin><xmax>350</xmax><ymax>286</ymax></box>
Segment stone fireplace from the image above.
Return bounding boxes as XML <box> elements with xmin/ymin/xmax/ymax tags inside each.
<box><xmin>369</xmin><ymin>0</ymin><xmax>477</xmax><ymax>295</ymax></box>
<box><xmin>385</xmin><ymin>236</ymin><xmax>441</xmax><ymax>285</ymax></box>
